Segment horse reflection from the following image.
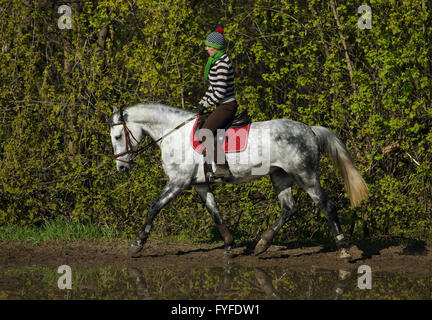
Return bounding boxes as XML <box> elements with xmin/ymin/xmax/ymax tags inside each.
<box><xmin>333</xmin><ymin>269</ymin><xmax>352</xmax><ymax>300</ymax></box>
<box><xmin>213</xmin><ymin>266</ymin><xmax>281</xmax><ymax>300</ymax></box>
<box><xmin>127</xmin><ymin>266</ymin><xmax>353</xmax><ymax>300</ymax></box>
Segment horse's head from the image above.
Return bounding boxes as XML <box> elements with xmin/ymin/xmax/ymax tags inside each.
<box><xmin>110</xmin><ymin>106</ymin><xmax>140</xmax><ymax>172</ymax></box>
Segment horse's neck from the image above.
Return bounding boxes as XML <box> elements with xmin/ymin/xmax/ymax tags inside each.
<box><xmin>127</xmin><ymin>104</ymin><xmax>191</xmax><ymax>142</ymax></box>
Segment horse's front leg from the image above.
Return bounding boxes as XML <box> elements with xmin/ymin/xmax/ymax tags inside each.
<box><xmin>129</xmin><ymin>181</ymin><xmax>189</xmax><ymax>256</ymax></box>
<box><xmin>194</xmin><ymin>185</ymin><xmax>234</xmax><ymax>255</ymax></box>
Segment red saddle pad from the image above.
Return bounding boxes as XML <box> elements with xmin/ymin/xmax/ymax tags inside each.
<box><xmin>190</xmin><ymin>115</ymin><xmax>251</xmax><ymax>154</ymax></box>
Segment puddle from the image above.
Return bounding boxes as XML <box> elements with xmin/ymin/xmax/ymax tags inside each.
<box><xmin>0</xmin><ymin>264</ymin><xmax>431</xmax><ymax>300</ymax></box>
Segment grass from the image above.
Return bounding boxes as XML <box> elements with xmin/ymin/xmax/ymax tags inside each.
<box><xmin>0</xmin><ymin>218</ymin><xmax>222</xmax><ymax>245</ymax></box>
<box><xmin>2</xmin><ymin>217</ymin><xmax>431</xmax><ymax>246</ymax></box>
<box><xmin>0</xmin><ymin>217</ymin><xmax>130</xmax><ymax>244</ymax></box>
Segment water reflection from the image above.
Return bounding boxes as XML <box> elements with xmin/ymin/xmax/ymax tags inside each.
<box><xmin>126</xmin><ymin>265</ymin><xmax>295</xmax><ymax>300</ymax></box>
<box><xmin>0</xmin><ymin>264</ymin><xmax>431</xmax><ymax>300</ymax></box>
<box><xmin>333</xmin><ymin>269</ymin><xmax>352</xmax><ymax>300</ymax></box>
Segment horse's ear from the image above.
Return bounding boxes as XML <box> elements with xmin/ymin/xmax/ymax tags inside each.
<box><xmin>112</xmin><ymin>105</ymin><xmax>118</xmax><ymax>113</ymax></box>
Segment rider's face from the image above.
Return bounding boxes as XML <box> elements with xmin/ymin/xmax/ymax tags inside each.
<box><xmin>206</xmin><ymin>46</ymin><xmax>218</xmax><ymax>57</ymax></box>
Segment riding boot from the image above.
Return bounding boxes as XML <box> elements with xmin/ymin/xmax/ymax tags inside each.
<box><xmin>211</xmin><ymin>139</ymin><xmax>231</xmax><ymax>180</ymax></box>
<box><xmin>202</xmin><ymin>149</ymin><xmax>214</xmax><ymax>183</ymax></box>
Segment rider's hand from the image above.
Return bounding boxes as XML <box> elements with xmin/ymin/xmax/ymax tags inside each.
<box><xmin>194</xmin><ymin>103</ymin><xmax>205</xmax><ymax>115</ymax></box>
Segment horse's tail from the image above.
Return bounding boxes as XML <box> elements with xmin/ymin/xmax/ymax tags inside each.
<box><xmin>311</xmin><ymin>126</ymin><xmax>368</xmax><ymax>207</ymax></box>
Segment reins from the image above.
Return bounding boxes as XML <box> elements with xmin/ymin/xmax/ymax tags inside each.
<box><xmin>112</xmin><ymin>108</ymin><xmax>197</xmax><ymax>163</ymax></box>
<box><xmin>134</xmin><ymin>114</ymin><xmax>197</xmax><ymax>156</ymax></box>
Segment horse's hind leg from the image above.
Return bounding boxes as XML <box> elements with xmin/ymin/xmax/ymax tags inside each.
<box><xmin>296</xmin><ymin>172</ymin><xmax>352</xmax><ymax>259</ymax></box>
<box><xmin>255</xmin><ymin>169</ymin><xmax>298</xmax><ymax>256</ymax></box>
<box><xmin>194</xmin><ymin>185</ymin><xmax>234</xmax><ymax>254</ymax></box>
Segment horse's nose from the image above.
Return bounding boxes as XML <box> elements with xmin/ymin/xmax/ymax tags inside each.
<box><xmin>119</xmin><ymin>165</ymin><xmax>126</xmax><ymax>172</ymax></box>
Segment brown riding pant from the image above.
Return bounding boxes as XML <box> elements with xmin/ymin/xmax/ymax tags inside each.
<box><xmin>201</xmin><ymin>101</ymin><xmax>237</xmax><ymax>164</ymax></box>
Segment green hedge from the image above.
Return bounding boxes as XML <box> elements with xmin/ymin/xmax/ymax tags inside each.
<box><xmin>0</xmin><ymin>0</ymin><xmax>431</xmax><ymax>241</ymax></box>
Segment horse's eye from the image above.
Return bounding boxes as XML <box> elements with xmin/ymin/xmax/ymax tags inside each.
<box><xmin>115</xmin><ymin>135</ymin><xmax>121</xmax><ymax>140</ymax></box>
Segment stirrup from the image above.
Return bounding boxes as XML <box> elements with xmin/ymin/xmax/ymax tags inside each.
<box><xmin>208</xmin><ymin>165</ymin><xmax>231</xmax><ymax>182</ymax></box>
<box><xmin>206</xmin><ymin>171</ymin><xmax>220</xmax><ymax>183</ymax></box>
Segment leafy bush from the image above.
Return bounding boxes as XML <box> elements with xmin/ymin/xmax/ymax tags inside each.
<box><xmin>0</xmin><ymin>0</ymin><xmax>431</xmax><ymax>241</ymax></box>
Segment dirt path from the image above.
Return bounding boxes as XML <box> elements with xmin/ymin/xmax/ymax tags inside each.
<box><xmin>1</xmin><ymin>240</ymin><xmax>431</xmax><ymax>275</ymax></box>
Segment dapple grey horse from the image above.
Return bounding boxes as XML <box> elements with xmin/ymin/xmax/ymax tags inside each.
<box><xmin>109</xmin><ymin>103</ymin><xmax>368</xmax><ymax>259</ymax></box>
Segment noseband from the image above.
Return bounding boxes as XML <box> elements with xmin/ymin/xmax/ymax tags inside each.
<box><xmin>112</xmin><ymin>109</ymin><xmax>139</xmax><ymax>164</ymax></box>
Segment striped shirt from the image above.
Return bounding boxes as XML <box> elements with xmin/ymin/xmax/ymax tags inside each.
<box><xmin>200</xmin><ymin>53</ymin><xmax>235</xmax><ymax>108</ymax></box>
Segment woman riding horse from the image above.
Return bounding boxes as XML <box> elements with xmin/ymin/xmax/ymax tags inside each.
<box><xmin>194</xmin><ymin>27</ymin><xmax>237</xmax><ymax>182</ymax></box>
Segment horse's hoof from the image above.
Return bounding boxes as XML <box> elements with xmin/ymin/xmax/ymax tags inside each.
<box><xmin>129</xmin><ymin>239</ymin><xmax>144</xmax><ymax>256</ymax></box>
<box><xmin>254</xmin><ymin>239</ymin><xmax>271</xmax><ymax>256</ymax></box>
<box><xmin>254</xmin><ymin>229</ymin><xmax>274</xmax><ymax>256</ymax></box>
<box><xmin>339</xmin><ymin>248</ymin><xmax>352</xmax><ymax>260</ymax></box>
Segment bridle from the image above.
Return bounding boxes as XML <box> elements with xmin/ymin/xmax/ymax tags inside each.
<box><xmin>111</xmin><ymin>109</ymin><xmax>140</xmax><ymax>164</ymax></box>
<box><xmin>111</xmin><ymin>108</ymin><xmax>197</xmax><ymax>165</ymax></box>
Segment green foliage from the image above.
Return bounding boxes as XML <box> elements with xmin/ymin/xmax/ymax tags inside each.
<box><xmin>0</xmin><ymin>0</ymin><xmax>431</xmax><ymax>241</ymax></box>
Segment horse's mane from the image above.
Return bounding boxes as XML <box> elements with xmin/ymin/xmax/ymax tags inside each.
<box><xmin>133</xmin><ymin>103</ymin><xmax>192</xmax><ymax>117</ymax></box>
<box><xmin>109</xmin><ymin>103</ymin><xmax>192</xmax><ymax>126</ymax></box>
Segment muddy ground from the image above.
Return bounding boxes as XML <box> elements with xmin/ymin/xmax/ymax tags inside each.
<box><xmin>1</xmin><ymin>239</ymin><xmax>431</xmax><ymax>276</ymax></box>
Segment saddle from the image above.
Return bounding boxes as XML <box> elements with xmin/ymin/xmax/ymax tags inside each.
<box><xmin>190</xmin><ymin>110</ymin><xmax>252</xmax><ymax>154</ymax></box>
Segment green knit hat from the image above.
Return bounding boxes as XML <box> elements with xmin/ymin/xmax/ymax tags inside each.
<box><xmin>205</xmin><ymin>27</ymin><xmax>226</xmax><ymax>49</ymax></box>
